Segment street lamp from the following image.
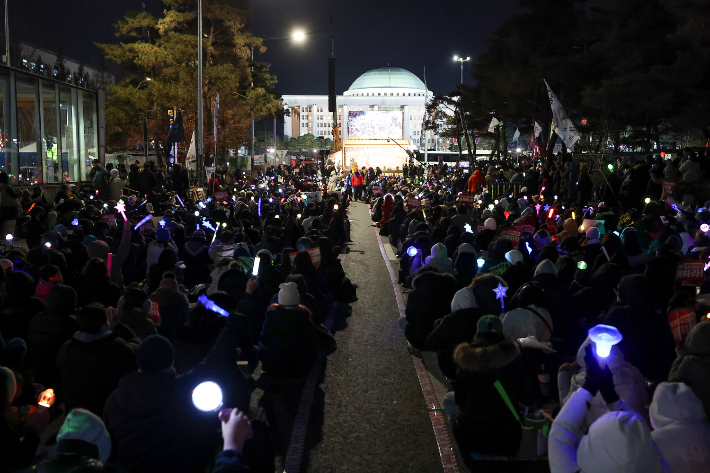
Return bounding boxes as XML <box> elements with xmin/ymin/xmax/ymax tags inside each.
<box><xmin>453</xmin><ymin>55</ymin><xmax>471</xmax><ymax>85</ymax></box>
<box><xmin>292</xmin><ymin>30</ymin><xmax>306</xmax><ymax>42</ymax></box>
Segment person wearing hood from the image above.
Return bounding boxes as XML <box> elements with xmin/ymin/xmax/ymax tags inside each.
<box><xmin>76</xmin><ymin>258</ymin><xmax>123</xmax><ymax>309</ymax></box>
<box><xmin>25</xmin><ymin>408</ymin><xmax>114</xmax><ymax>471</ymax></box>
<box><xmin>669</xmin><ymin>322</ymin><xmax>710</xmax><ymax>418</ymax></box>
<box><xmin>104</xmin><ymin>328</ymin><xmax>251</xmax><ymax>472</ymax></box>
<box><xmin>559</xmin><ymin>337</ymin><xmax>648</xmax><ymax>429</ymax></box>
<box><xmin>649</xmin><ymin>382</ymin><xmax>710</xmax><ymax>473</ymax></box>
<box><xmin>26</xmin><ymin>284</ymin><xmax>78</xmax><ymax>392</ymax></box>
<box><xmin>549</xmin><ymin>345</ymin><xmax>665</xmax><ymax>473</ymax></box>
<box><xmin>209</xmin><ymin>230</ymin><xmax>237</xmax><ymax>267</ymax></box>
<box><xmin>581</xmin><ymin>227</ymin><xmax>602</xmax><ymax>265</ymax></box>
<box><xmin>149</xmin><ymin>277</ymin><xmax>190</xmax><ymax>339</ymax></box>
<box><xmin>502</xmin><ymin>249</ymin><xmax>533</xmax><ymax>296</ymax></box>
<box><xmin>109</xmin><ymin>168</ymin><xmax>127</xmax><ymax>202</ymax></box>
<box><xmin>56</xmin><ymin>303</ymin><xmax>140</xmax><ymax>417</ymax></box>
<box><xmin>450</xmin><ymin>205</ymin><xmax>473</xmax><ymax>233</ymax></box>
<box><xmin>378</xmin><ymin>194</ymin><xmax>395</xmax><ymax>228</ymax></box>
<box><xmin>603</xmin><ymin>274</ymin><xmax>676</xmax><ymax>384</ymax></box>
<box><xmin>404</xmin><ymin>270</ymin><xmax>459</xmax><ymax>350</ymax></box>
<box><xmin>258</xmin><ymin>282</ymin><xmax>321</xmax><ymax>380</ymax></box>
<box><xmin>412</xmin><ymin>242</ymin><xmax>455</xmax><ymax>275</ymax></box>
<box><xmin>181</xmin><ymin>229</ymin><xmax>213</xmax><ymax>288</ymax></box>
<box><xmin>476</xmin><ymin>218</ymin><xmax>498</xmax><ymax>252</ymax></box>
<box><xmin>145</xmin><ymin>227</ymin><xmax>178</xmax><ymax>278</ymax></box>
<box><xmin>467</xmin><ymin>169</ymin><xmax>486</xmax><ymax>193</ymax></box>
<box><xmin>446</xmin><ymin>315</ymin><xmax>535</xmax><ymax>457</ymax></box>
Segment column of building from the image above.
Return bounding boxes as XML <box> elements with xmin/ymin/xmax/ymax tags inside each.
<box><xmin>403</xmin><ymin>104</ymin><xmax>409</xmax><ymax>142</ymax></box>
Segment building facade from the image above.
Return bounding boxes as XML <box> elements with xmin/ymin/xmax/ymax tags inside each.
<box><xmin>283</xmin><ymin>67</ymin><xmax>445</xmax><ymax>151</ymax></box>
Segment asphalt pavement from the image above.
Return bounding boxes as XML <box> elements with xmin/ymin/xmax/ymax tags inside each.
<box><xmin>305</xmin><ymin>201</ymin><xmax>442</xmax><ymax>472</ymax></box>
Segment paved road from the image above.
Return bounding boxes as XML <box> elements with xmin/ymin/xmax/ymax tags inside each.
<box><xmin>305</xmin><ymin>201</ymin><xmax>442</xmax><ymax>472</ymax></box>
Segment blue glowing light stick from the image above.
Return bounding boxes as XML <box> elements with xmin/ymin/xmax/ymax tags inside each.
<box><xmin>71</xmin><ymin>219</ymin><xmax>79</xmax><ymax>226</ymax></box>
<box><xmin>407</xmin><ymin>247</ymin><xmax>418</xmax><ymax>257</ymax></box>
<box><xmin>258</xmin><ymin>198</ymin><xmax>262</xmax><ymax>217</ymax></box>
<box><xmin>198</xmin><ymin>201</ymin><xmax>206</xmax><ymax>209</ymax></box>
<box><xmin>198</xmin><ymin>294</ymin><xmax>230</xmax><ymax>317</ymax></box>
<box><xmin>202</xmin><ymin>221</ymin><xmax>218</xmax><ymax>232</ymax></box>
<box><xmin>176</xmin><ymin>195</ymin><xmax>184</xmax><ymax>207</ymax></box>
<box><xmin>159</xmin><ymin>219</ymin><xmax>166</xmax><ymax>228</ymax></box>
<box><xmin>134</xmin><ymin>215</ymin><xmax>152</xmax><ymax>230</ymax></box>
<box><xmin>526</xmin><ymin>242</ymin><xmax>533</xmax><ymax>254</ymax></box>
<box><xmin>140</xmin><ymin>200</ymin><xmax>147</xmax><ymax>206</ymax></box>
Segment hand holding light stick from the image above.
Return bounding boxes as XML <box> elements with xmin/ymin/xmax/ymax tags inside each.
<box><xmin>115</xmin><ymin>202</ymin><xmax>127</xmax><ymax>222</ymax></box>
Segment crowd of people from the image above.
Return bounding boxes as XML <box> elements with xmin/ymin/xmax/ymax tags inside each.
<box><xmin>367</xmin><ymin>148</ymin><xmax>710</xmax><ymax>472</ymax></box>
<box><xmin>0</xmin><ymin>160</ymin><xmax>355</xmax><ymax>472</ymax></box>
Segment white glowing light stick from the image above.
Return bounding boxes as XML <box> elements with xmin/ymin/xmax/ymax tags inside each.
<box><xmin>192</xmin><ymin>381</ymin><xmax>223</xmax><ymax>412</ymax></box>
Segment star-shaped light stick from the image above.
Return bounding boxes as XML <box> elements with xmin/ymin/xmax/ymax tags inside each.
<box><xmin>535</xmin><ymin>203</ymin><xmax>541</xmax><ymax>215</ymax></box>
<box><xmin>115</xmin><ymin>202</ymin><xmax>127</xmax><ymax>221</ymax></box>
<box><xmin>493</xmin><ymin>283</ymin><xmax>508</xmax><ymax>312</ymax></box>
<box><xmin>544</xmin><ymin>204</ymin><xmax>551</xmax><ymax>212</ymax></box>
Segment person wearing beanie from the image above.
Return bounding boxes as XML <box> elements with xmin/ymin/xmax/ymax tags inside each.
<box><xmin>443</xmin><ymin>312</ymin><xmax>534</xmax><ymax>458</ymax></box>
<box><xmin>550</xmin><ymin>345</ymin><xmax>664</xmax><ymax>473</ymax></box>
<box><xmin>649</xmin><ymin>382</ymin><xmax>710</xmax><ymax>473</ymax></box>
<box><xmin>104</xmin><ymin>311</ymin><xmax>251</xmax><ymax>472</ymax></box>
<box><xmin>258</xmin><ymin>282</ymin><xmax>321</xmax><ymax>380</ymax></box>
<box><xmin>669</xmin><ymin>323</ymin><xmax>710</xmax><ymax>418</ymax></box>
<box><xmin>534</xmin><ymin>259</ymin><xmax>558</xmax><ymax>278</ymax></box>
<box><xmin>56</xmin><ymin>303</ymin><xmax>140</xmax><ymax>417</ymax></box>
<box><xmin>420</xmin><ymin>242</ymin><xmax>454</xmax><ymax>274</ymax></box>
<box><xmin>534</xmin><ymin>229</ymin><xmax>552</xmax><ymax>248</ymax></box>
<box><xmin>404</xmin><ymin>270</ymin><xmax>459</xmax><ymax>350</ymax></box>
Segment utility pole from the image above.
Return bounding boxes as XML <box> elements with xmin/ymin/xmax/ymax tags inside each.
<box><xmin>329</xmin><ymin>19</ymin><xmax>339</xmax><ymax>156</ymax></box>
<box><xmin>251</xmin><ymin>47</ymin><xmax>255</xmax><ymax>174</ymax></box>
<box><xmin>197</xmin><ymin>0</ymin><xmax>204</xmax><ymax>183</ymax></box>
<box><xmin>3</xmin><ymin>0</ymin><xmax>9</xmax><ymax>66</ymax></box>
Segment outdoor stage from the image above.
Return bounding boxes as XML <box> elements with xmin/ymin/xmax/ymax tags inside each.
<box><xmin>338</xmin><ymin>139</ymin><xmax>410</xmax><ymax>171</ymax></box>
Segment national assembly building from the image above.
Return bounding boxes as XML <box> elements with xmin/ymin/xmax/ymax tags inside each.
<box><xmin>282</xmin><ymin>66</ymin><xmax>449</xmax><ymax>170</ymax></box>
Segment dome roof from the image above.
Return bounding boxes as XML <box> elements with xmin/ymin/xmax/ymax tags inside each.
<box><xmin>348</xmin><ymin>67</ymin><xmax>426</xmax><ymax>91</ymax></box>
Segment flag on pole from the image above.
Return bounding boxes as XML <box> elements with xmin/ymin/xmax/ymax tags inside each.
<box><xmin>544</xmin><ymin>80</ymin><xmax>580</xmax><ymax>150</ymax></box>
<box><xmin>186</xmin><ymin>130</ymin><xmax>196</xmax><ymax>162</ymax></box>
<box><xmin>487</xmin><ymin>117</ymin><xmax>500</xmax><ymax>133</ymax></box>
<box><xmin>512</xmin><ymin>128</ymin><xmax>520</xmax><ymax>141</ymax></box>
<box><xmin>534</xmin><ymin>121</ymin><xmax>542</xmax><ymax>138</ymax></box>
<box><xmin>165</xmin><ymin>111</ymin><xmax>186</xmax><ymax>150</ymax></box>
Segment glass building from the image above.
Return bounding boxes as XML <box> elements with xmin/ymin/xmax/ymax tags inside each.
<box><xmin>1</xmin><ymin>64</ymin><xmax>105</xmax><ymax>186</ymax></box>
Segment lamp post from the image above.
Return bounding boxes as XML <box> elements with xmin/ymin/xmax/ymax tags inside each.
<box><xmin>453</xmin><ymin>55</ymin><xmax>471</xmax><ymax>85</ymax></box>
<box><xmin>4</xmin><ymin>0</ymin><xmax>9</xmax><ymax>66</ymax></box>
<box><xmin>197</xmin><ymin>0</ymin><xmax>204</xmax><ymax>183</ymax></box>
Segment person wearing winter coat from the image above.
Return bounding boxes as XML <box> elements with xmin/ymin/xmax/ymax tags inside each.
<box><xmin>668</xmin><ymin>322</ymin><xmax>710</xmax><ymax>418</ymax></box>
<box><xmin>410</xmin><ymin>242</ymin><xmax>455</xmax><ymax>276</ymax></box>
<box><xmin>648</xmin><ymin>382</ymin><xmax>710</xmax><ymax>473</ymax></box>
<box><xmin>549</xmin><ymin>345</ymin><xmax>665</xmax><ymax>473</ymax></box>
<box><xmin>258</xmin><ymin>282</ymin><xmax>320</xmax><ymax>380</ymax></box>
<box><xmin>467</xmin><ymin>169</ymin><xmax>486</xmax><ymax>193</ymax></box>
<box><xmin>85</xmin><ymin>221</ymin><xmax>132</xmax><ymax>289</ymax></box>
<box><xmin>181</xmin><ymin>229</ymin><xmax>213</xmax><ymax>288</ymax></box>
<box><xmin>501</xmin><ymin>250</ymin><xmax>533</xmax><ymax>296</ymax></box>
<box><xmin>149</xmin><ymin>277</ymin><xmax>190</xmax><ymax>339</ymax></box>
<box><xmin>378</xmin><ymin>194</ymin><xmax>395</xmax><ymax>227</ymax></box>
<box><xmin>145</xmin><ymin>228</ymin><xmax>178</xmax><ymax>278</ymax></box>
<box><xmin>24</xmin><ymin>408</ymin><xmax>114</xmax><ymax>472</ymax></box>
<box><xmin>76</xmin><ymin>258</ymin><xmax>123</xmax><ymax>309</ymax></box>
<box><xmin>56</xmin><ymin>303</ymin><xmax>140</xmax><ymax>417</ymax></box>
<box><xmin>446</xmin><ymin>316</ymin><xmax>535</xmax><ymax>457</ymax></box>
<box><xmin>426</xmin><ymin>285</ymin><xmax>483</xmax><ymax>379</ymax></box>
<box><xmin>603</xmin><ymin>274</ymin><xmax>677</xmax><ymax>384</ymax></box>
<box><xmin>26</xmin><ymin>284</ymin><xmax>78</xmax><ymax>392</ymax></box>
<box><xmin>109</xmin><ymin>169</ymin><xmax>127</xmax><ymax>202</ymax></box>
<box><xmin>559</xmin><ymin>337</ymin><xmax>648</xmax><ymax>428</ymax></box>
<box><xmin>404</xmin><ymin>270</ymin><xmax>458</xmax><ymax>350</ymax></box>
<box><xmin>104</xmin><ymin>328</ymin><xmax>251</xmax><ymax>473</ymax></box>
<box><xmin>117</xmin><ymin>288</ymin><xmax>158</xmax><ymax>341</ymax></box>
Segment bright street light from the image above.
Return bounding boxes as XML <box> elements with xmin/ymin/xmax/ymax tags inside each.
<box><xmin>453</xmin><ymin>55</ymin><xmax>471</xmax><ymax>84</ymax></box>
<box><xmin>292</xmin><ymin>30</ymin><xmax>306</xmax><ymax>42</ymax></box>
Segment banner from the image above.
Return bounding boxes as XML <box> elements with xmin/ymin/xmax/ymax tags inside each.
<box><xmin>668</xmin><ymin>307</ymin><xmax>697</xmax><ymax>348</ymax></box>
<box><xmin>514</xmin><ymin>222</ymin><xmax>535</xmax><ymax>234</ymax></box>
<box><xmin>458</xmin><ymin>193</ymin><xmax>476</xmax><ymax>205</ymax></box>
<box><xmin>302</xmin><ymin>191</ymin><xmax>322</xmax><ymax>203</ymax></box>
<box><xmin>289</xmin><ymin>247</ymin><xmax>321</xmax><ymax>268</ymax></box>
<box><xmin>675</xmin><ymin>259</ymin><xmax>705</xmax><ymax>286</ymax></box>
<box><xmin>148</xmin><ymin>300</ymin><xmax>161</xmax><ymax>324</ymax></box>
<box><xmin>545</xmin><ymin>81</ymin><xmax>580</xmax><ymax>150</ymax></box>
<box><xmin>512</xmin><ymin>128</ymin><xmax>520</xmax><ymax>141</ymax></box>
<box><xmin>372</xmin><ymin>186</ymin><xmax>383</xmax><ymax>196</ymax></box>
<box><xmin>476</xmin><ymin>222</ymin><xmax>485</xmax><ymax>233</ymax></box>
<box><xmin>662</xmin><ymin>180</ymin><xmax>676</xmax><ymax>196</ymax></box>
<box><xmin>406</xmin><ymin>197</ymin><xmax>422</xmax><ymax>210</ymax></box>
<box><xmin>500</xmin><ymin>227</ymin><xmax>522</xmax><ymax>246</ymax></box>
<box><xmin>102</xmin><ymin>214</ymin><xmax>117</xmax><ymax>228</ymax></box>
<box><xmin>488</xmin><ymin>118</ymin><xmax>500</xmax><ymax>133</ymax></box>
<box><xmin>214</xmin><ymin>191</ymin><xmax>229</xmax><ymax>201</ymax></box>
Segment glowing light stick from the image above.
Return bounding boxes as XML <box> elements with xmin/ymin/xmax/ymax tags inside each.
<box><xmin>602</xmin><ymin>246</ymin><xmax>610</xmax><ymax>261</ymax></box>
<box><xmin>198</xmin><ymin>201</ymin><xmax>206</xmax><ymax>209</ymax></box>
<box><xmin>526</xmin><ymin>242</ymin><xmax>533</xmax><ymax>254</ymax></box>
<box><xmin>493</xmin><ymin>283</ymin><xmax>508</xmax><ymax>311</ymax></box>
<box><xmin>477</xmin><ymin>258</ymin><xmax>485</xmax><ymax>268</ymax></box>
<box><xmin>588</xmin><ymin>324</ymin><xmax>623</xmax><ymax>358</ymax></box>
<box><xmin>423</xmin><ymin>210</ymin><xmax>427</xmax><ymax>219</ymax></box>
<box><xmin>334</xmin><ymin>204</ymin><xmax>339</xmax><ymax>210</ymax></box>
<box><xmin>198</xmin><ymin>294</ymin><xmax>230</xmax><ymax>317</ymax></box>
<box><xmin>548</xmin><ymin>208</ymin><xmax>554</xmax><ymax>218</ymax></box>
<box><xmin>252</xmin><ymin>256</ymin><xmax>261</xmax><ymax>276</ymax></box>
<box><xmin>45</xmin><ymin>242</ymin><xmax>52</xmax><ymax>248</ymax></box>
<box><xmin>258</xmin><ymin>198</ymin><xmax>262</xmax><ymax>216</ymax></box>
<box><xmin>90</xmin><ymin>195</ymin><xmax>94</xmax><ymax>200</ymax></box>
<box><xmin>107</xmin><ymin>253</ymin><xmax>113</xmax><ymax>274</ymax></box>
<box><xmin>115</xmin><ymin>202</ymin><xmax>127</xmax><ymax>221</ymax></box>
<box><xmin>192</xmin><ymin>381</ymin><xmax>223</xmax><ymax>412</ymax></box>
<box><xmin>194</xmin><ymin>210</ymin><xmax>200</xmax><ymax>217</ymax></box>
<box><xmin>26</xmin><ymin>203</ymin><xmax>35</xmax><ymax>213</ymax></box>
<box><xmin>159</xmin><ymin>219</ymin><xmax>166</xmax><ymax>228</ymax></box>
<box><xmin>206</xmin><ymin>197</ymin><xmax>212</xmax><ymax>203</ymax></box>
<box><xmin>702</xmin><ymin>224</ymin><xmax>709</xmax><ymax>233</ymax></box>
<box><xmin>37</xmin><ymin>388</ymin><xmax>56</xmax><ymax>409</ymax></box>
<box><xmin>488</xmin><ymin>204</ymin><xmax>494</xmax><ymax>210</ymax></box>
<box><xmin>134</xmin><ymin>215</ymin><xmax>152</xmax><ymax>230</ymax></box>
<box><xmin>544</xmin><ymin>204</ymin><xmax>550</xmax><ymax>212</ymax></box>
<box><xmin>645</xmin><ymin>197</ymin><xmax>651</xmax><ymax>204</ymax></box>
<box><xmin>464</xmin><ymin>223</ymin><xmax>473</xmax><ymax>233</ymax></box>
<box><xmin>140</xmin><ymin>200</ymin><xmax>147</xmax><ymax>206</ymax></box>
<box><xmin>407</xmin><ymin>247</ymin><xmax>418</xmax><ymax>257</ymax></box>
<box><xmin>572</xmin><ymin>212</ymin><xmax>576</xmax><ymax>220</ymax></box>
<box><xmin>222</xmin><ymin>222</ymin><xmax>227</xmax><ymax>228</ymax></box>
<box><xmin>577</xmin><ymin>261</ymin><xmax>587</xmax><ymax>270</ymax></box>
<box><xmin>202</xmin><ymin>221</ymin><xmax>218</xmax><ymax>232</ymax></box>
<box><xmin>535</xmin><ymin>204</ymin><xmax>541</xmax><ymax>214</ymax></box>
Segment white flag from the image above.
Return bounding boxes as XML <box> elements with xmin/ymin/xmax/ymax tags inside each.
<box><xmin>512</xmin><ymin>128</ymin><xmax>520</xmax><ymax>141</ymax></box>
<box><xmin>545</xmin><ymin>81</ymin><xmax>580</xmax><ymax>150</ymax></box>
<box><xmin>488</xmin><ymin>117</ymin><xmax>500</xmax><ymax>133</ymax></box>
<box><xmin>186</xmin><ymin>130</ymin><xmax>196</xmax><ymax>162</ymax></box>
<box><xmin>534</xmin><ymin>121</ymin><xmax>542</xmax><ymax>138</ymax></box>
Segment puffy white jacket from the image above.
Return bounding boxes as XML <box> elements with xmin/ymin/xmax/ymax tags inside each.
<box><xmin>549</xmin><ymin>387</ymin><xmax>665</xmax><ymax>473</ymax></box>
<box><xmin>559</xmin><ymin>337</ymin><xmax>648</xmax><ymax>428</ymax></box>
<box><xmin>651</xmin><ymin>382</ymin><xmax>710</xmax><ymax>473</ymax></box>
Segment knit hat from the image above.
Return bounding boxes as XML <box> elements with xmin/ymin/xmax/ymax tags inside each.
<box><xmin>534</xmin><ymin>230</ymin><xmax>552</xmax><ymax>247</ymax></box>
<box><xmin>457</xmin><ymin>243</ymin><xmax>476</xmax><ymax>255</ymax></box>
<box><xmin>534</xmin><ymin>259</ymin><xmax>558</xmax><ymax>277</ymax></box>
<box><xmin>563</xmin><ymin>218</ymin><xmax>578</xmax><ymax>234</ymax></box>
<box><xmin>156</xmin><ymin>228</ymin><xmax>171</xmax><ymax>242</ymax></box>
<box><xmin>53</xmin><ymin>224</ymin><xmax>68</xmax><ymax>238</ymax></box>
<box><xmin>159</xmin><ymin>278</ymin><xmax>179</xmax><ymax>291</ymax></box>
<box><xmin>278</xmin><ymin>282</ymin><xmax>300</xmax><ymax>306</ymax></box>
<box><xmin>82</xmin><ymin>235</ymin><xmax>97</xmax><ymax>245</ymax></box>
<box><xmin>192</xmin><ymin>230</ymin><xmax>206</xmax><ymax>240</ymax></box>
<box><xmin>586</xmin><ymin>226</ymin><xmax>600</xmax><ymax>241</ymax></box>
<box><xmin>505</xmin><ymin>250</ymin><xmax>523</xmax><ymax>265</ymax></box>
<box><xmin>424</xmin><ymin>243</ymin><xmax>453</xmax><ymax>273</ymax></box>
<box><xmin>477</xmin><ymin>315</ymin><xmax>503</xmax><ymax>334</ymax></box>
<box><xmin>577</xmin><ymin>410</ymin><xmax>663</xmax><ymax>473</ymax></box>
<box><xmin>56</xmin><ymin>408</ymin><xmax>112</xmax><ymax>462</ymax></box>
<box><xmin>484</xmin><ymin>218</ymin><xmax>497</xmax><ymax>231</ymax></box>
<box><xmin>86</xmin><ymin>240</ymin><xmax>109</xmax><ymax>260</ymax></box>
<box><xmin>451</xmin><ymin>287</ymin><xmax>477</xmax><ymax>312</ymax></box>
<box><xmin>137</xmin><ymin>334</ymin><xmax>174</xmax><ymax>374</ymax></box>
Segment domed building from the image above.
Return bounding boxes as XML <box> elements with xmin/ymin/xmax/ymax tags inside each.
<box><xmin>283</xmin><ymin>66</ymin><xmax>443</xmax><ymax>155</ymax></box>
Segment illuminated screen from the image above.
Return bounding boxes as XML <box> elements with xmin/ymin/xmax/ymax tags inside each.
<box><xmin>348</xmin><ymin>111</ymin><xmax>403</xmax><ymax>140</ymax></box>
<box><xmin>345</xmin><ymin>146</ymin><xmax>408</xmax><ymax>170</ymax></box>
